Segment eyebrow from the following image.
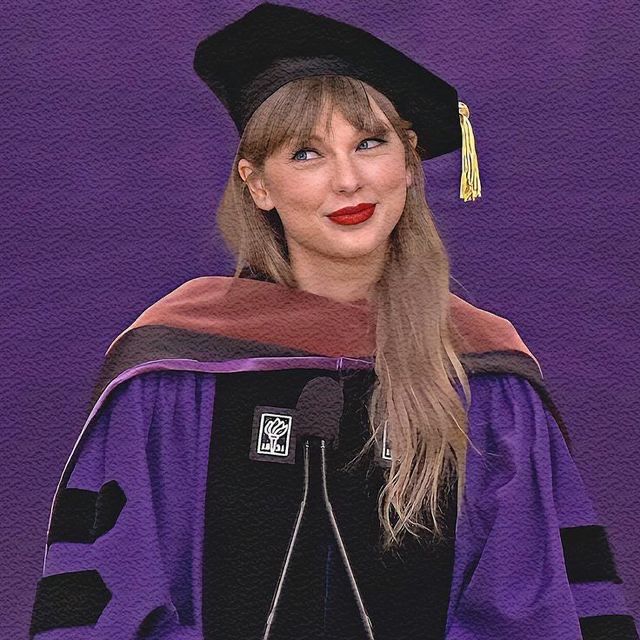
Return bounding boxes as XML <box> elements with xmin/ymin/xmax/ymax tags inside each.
<box><xmin>298</xmin><ymin>123</ymin><xmax>392</xmax><ymax>145</ymax></box>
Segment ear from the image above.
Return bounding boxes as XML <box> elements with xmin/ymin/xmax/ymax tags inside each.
<box><xmin>237</xmin><ymin>159</ymin><xmax>275</xmax><ymax>211</ymax></box>
<box><xmin>405</xmin><ymin>130</ymin><xmax>418</xmax><ymax>187</ymax></box>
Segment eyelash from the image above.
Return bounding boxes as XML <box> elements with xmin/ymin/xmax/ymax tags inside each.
<box><xmin>289</xmin><ymin>137</ymin><xmax>388</xmax><ymax>162</ymax></box>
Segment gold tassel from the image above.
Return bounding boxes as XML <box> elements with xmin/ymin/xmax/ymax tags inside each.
<box><xmin>458</xmin><ymin>101</ymin><xmax>482</xmax><ymax>202</ymax></box>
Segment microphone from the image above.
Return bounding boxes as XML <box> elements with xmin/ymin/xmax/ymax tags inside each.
<box><xmin>294</xmin><ymin>376</ymin><xmax>343</xmax><ymax>446</ymax></box>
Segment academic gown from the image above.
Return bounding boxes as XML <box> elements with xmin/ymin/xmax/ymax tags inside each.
<box><xmin>29</xmin><ymin>271</ymin><xmax>638</xmax><ymax>640</ymax></box>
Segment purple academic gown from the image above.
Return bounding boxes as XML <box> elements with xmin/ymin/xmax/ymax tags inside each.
<box><xmin>30</xmin><ymin>357</ymin><xmax>638</xmax><ymax>639</ymax></box>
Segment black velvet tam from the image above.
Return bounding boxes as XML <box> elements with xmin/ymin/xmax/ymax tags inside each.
<box><xmin>193</xmin><ymin>2</ymin><xmax>462</xmax><ymax>161</ymax></box>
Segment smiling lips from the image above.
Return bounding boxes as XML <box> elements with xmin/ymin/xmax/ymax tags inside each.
<box><xmin>327</xmin><ymin>203</ymin><xmax>376</xmax><ymax>225</ymax></box>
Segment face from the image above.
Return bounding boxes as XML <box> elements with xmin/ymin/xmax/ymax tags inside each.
<box><xmin>238</xmin><ymin>93</ymin><xmax>417</xmax><ymax>267</ymax></box>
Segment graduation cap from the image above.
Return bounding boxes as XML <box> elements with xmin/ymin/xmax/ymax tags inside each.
<box><xmin>193</xmin><ymin>2</ymin><xmax>481</xmax><ymax>202</ymax></box>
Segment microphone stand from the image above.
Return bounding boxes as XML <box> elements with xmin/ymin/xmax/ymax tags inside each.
<box><xmin>320</xmin><ymin>439</ymin><xmax>376</xmax><ymax>640</ymax></box>
<box><xmin>261</xmin><ymin>439</ymin><xmax>310</xmax><ymax>640</ymax></box>
<box><xmin>261</xmin><ymin>437</ymin><xmax>376</xmax><ymax>640</ymax></box>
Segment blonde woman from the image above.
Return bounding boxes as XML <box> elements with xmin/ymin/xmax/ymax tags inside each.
<box><xmin>30</xmin><ymin>3</ymin><xmax>637</xmax><ymax>639</ymax></box>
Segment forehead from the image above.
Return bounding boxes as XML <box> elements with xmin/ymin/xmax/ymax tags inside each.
<box><xmin>305</xmin><ymin>121</ymin><xmax>390</xmax><ymax>144</ymax></box>
<box><xmin>304</xmin><ymin>95</ymin><xmax>392</xmax><ymax>141</ymax></box>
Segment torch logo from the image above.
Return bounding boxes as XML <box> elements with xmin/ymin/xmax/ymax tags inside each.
<box><xmin>257</xmin><ymin>412</ymin><xmax>292</xmax><ymax>457</ymax></box>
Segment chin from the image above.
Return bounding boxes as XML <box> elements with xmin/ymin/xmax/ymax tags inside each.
<box><xmin>329</xmin><ymin>221</ymin><xmax>395</xmax><ymax>250</ymax></box>
<box><xmin>320</xmin><ymin>235</ymin><xmax>390</xmax><ymax>260</ymax></box>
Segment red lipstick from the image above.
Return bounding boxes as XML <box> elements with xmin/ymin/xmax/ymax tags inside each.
<box><xmin>327</xmin><ymin>203</ymin><xmax>376</xmax><ymax>226</ymax></box>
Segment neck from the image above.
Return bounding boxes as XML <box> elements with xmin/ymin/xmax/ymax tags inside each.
<box><xmin>288</xmin><ymin>240</ymin><xmax>388</xmax><ymax>305</ymax></box>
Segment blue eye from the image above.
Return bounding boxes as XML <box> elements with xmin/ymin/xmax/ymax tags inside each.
<box><xmin>290</xmin><ymin>137</ymin><xmax>387</xmax><ymax>162</ymax></box>
<box><xmin>358</xmin><ymin>138</ymin><xmax>385</xmax><ymax>150</ymax></box>
<box><xmin>291</xmin><ymin>148</ymin><xmax>318</xmax><ymax>162</ymax></box>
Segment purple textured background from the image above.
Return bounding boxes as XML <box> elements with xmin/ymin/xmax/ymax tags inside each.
<box><xmin>2</xmin><ymin>1</ymin><xmax>638</xmax><ymax>637</ymax></box>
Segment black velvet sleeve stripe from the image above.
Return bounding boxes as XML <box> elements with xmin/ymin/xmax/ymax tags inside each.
<box><xmin>29</xmin><ymin>569</ymin><xmax>112</xmax><ymax>637</ymax></box>
<box><xmin>47</xmin><ymin>487</ymin><xmax>96</xmax><ymax>544</ymax></box>
<box><xmin>560</xmin><ymin>525</ymin><xmax>622</xmax><ymax>584</ymax></box>
<box><xmin>93</xmin><ymin>480</ymin><xmax>127</xmax><ymax>537</ymax></box>
<box><xmin>47</xmin><ymin>480</ymin><xmax>126</xmax><ymax>546</ymax></box>
<box><xmin>579</xmin><ymin>614</ymin><xmax>640</xmax><ymax>640</ymax></box>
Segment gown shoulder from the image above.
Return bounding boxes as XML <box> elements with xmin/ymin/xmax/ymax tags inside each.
<box><xmin>445</xmin><ymin>372</ymin><xmax>639</xmax><ymax>640</ymax></box>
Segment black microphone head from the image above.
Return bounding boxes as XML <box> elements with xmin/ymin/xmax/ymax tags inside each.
<box><xmin>295</xmin><ymin>377</ymin><xmax>343</xmax><ymax>446</ymax></box>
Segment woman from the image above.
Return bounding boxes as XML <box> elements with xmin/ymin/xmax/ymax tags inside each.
<box><xmin>30</xmin><ymin>3</ymin><xmax>637</xmax><ymax>639</ymax></box>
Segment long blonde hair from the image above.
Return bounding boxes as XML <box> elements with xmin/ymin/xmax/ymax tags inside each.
<box><xmin>216</xmin><ymin>75</ymin><xmax>473</xmax><ymax>552</ymax></box>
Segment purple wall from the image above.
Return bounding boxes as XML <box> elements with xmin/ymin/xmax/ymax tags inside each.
<box><xmin>3</xmin><ymin>1</ymin><xmax>638</xmax><ymax>636</ymax></box>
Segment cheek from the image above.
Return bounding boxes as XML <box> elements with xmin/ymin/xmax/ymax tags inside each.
<box><xmin>376</xmin><ymin>167</ymin><xmax>408</xmax><ymax>199</ymax></box>
<box><xmin>270</xmin><ymin>174</ymin><xmax>321</xmax><ymax>210</ymax></box>
<box><xmin>372</xmin><ymin>154</ymin><xmax>408</xmax><ymax>190</ymax></box>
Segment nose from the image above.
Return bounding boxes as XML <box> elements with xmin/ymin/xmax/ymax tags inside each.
<box><xmin>330</xmin><ymin>153</ymin><xmax>363</xmax><ymax>194</ymax></box>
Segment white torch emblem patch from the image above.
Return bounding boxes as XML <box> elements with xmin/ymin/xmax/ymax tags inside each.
<box><xmin>257</xmin><ymin>412</ymin><xmax>292</xmax><ymax>457</ymax></box>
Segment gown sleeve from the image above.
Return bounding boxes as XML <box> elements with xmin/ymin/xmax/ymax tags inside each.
<box><xmin>29</xmin><ymin>369</ymin><xmax>216</xmax><ymax>639</ymax></box>
<box><xmin>444</xmin><ymin>374</ymin><xmax>639</xmax><ymax>640</ymax></box>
